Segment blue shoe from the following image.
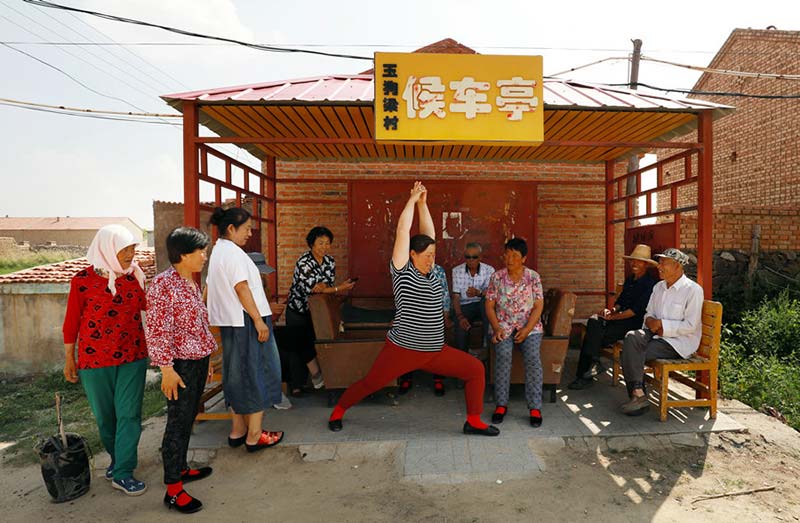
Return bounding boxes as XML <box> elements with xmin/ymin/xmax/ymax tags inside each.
<box><xmin>112</xmin><ymin>477</ymin><xmax>147</xmax><ymax>496</ymax></box>
<box><xmin>104</xmin><ymin>459</ymin><xmax>115</xmax><ymax>481</ymax></box>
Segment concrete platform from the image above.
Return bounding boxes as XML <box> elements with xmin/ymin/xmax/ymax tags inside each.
<box><xmin>189</xmin><ymin>359</ymin><xmax>744</xmax><ymax>485</ymax></box>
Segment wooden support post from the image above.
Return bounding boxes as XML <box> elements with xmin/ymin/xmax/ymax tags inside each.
<box><xmin>696</xmin><ymin>110</ymin><xmax>714</xmax><ymax>398</ymax></box>
<box><xmin>606</xmin><ymin>159</ymin><xmax>616</xmax><ymax>308</ymax></box>
<box><xmin>266</xmin><ymin>156</ymin><xmax>278</xmax><ymax>299</ymax></box>
<box><xmin>745</xmin><ymin>224</ymin><xmax>761</xmax><ymax>304</ymax></box>
<box><xmin>182</xmin><ymin>101</ymin><xmax>199</xmax><ymax>228</ymax></box>
<box><xmin>697</xmin><ymin>110</ymin><xmax>714</xmax><ymax>299</ymax></box>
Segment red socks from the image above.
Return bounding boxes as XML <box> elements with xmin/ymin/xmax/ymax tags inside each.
<box><xmin>466</xmin><ymin>414</ymin><xmax>488</xmax><ymax>429</ymax></box>
<box><xmin>166</xmin><ymin>482</ymin><xmax>192</xmax><ymax>506</ymax></box>
<box><xmin>494</xmin><ymin>406</ymin><xmax>507</xmax><ymax>415</ymax></box>
<box><xmin>530</xmin><ymin>409</ymin><xmax>541</xmax><ymax>418</ymax></box>
<box><xmin>329</xmin><ymin>404</ymin><xmax>346</xmax><ymax>421</ymax></box>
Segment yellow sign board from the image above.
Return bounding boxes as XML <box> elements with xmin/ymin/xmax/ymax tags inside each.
<box><xmin>374</xmin><ymin>52</ymin><xmax>543</xmax><ymax>144</ymax></box>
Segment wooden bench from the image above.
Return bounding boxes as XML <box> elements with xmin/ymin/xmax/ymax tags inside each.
<box><xmin>600</xmin><ymin>300</ymin><xmax>723</xmax><ymax>421</ymax></box>
<box><xmin>488</xmin><ymin>288</ymin><xmax>578</xmax><ymax>403</ymax></box>
<box><xmin>308</xmin><ymin>294</ymin><xmax>392</xmax><ymax>406</ymax></box>
<box><xmin>196</xmin><ymin>326</ymin><xmax>229</xmax><ymax>421</ymax></box>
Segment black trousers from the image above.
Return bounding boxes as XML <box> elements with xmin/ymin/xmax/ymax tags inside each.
<box><xmin>575</xmin><ymin>316</ymin><xmax>641</xmax><ymax>378</ymax></box>
<box><xmin>281</xmin><ymin>308</ymin><xmax>319</xmax><ymax>390</ymax></box>
<box><xmin>161</xmin><ymin>356</ymin><xmax>209</xmax><ymax>485</ymax></box>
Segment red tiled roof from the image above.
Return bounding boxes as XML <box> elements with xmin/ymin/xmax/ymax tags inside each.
<box><xmin>360</xmin><ymin>38</ymin><xmax>476</xmax><ymax>74</ymax></box>
<box><xmin>0</xmin><ymin>248</ymin><xmax>156</xmax><ymax>285</ymax></box>
<box><xmin>0</xmin><ymin>217</ymin><xmax>142</xmax><ymax>231</ymax></box>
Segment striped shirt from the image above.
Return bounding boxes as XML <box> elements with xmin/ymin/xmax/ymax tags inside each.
<box><xmin>386</xmin><ymin>260</ymin><xmax>445</xmax><ymax>352</ymax></box>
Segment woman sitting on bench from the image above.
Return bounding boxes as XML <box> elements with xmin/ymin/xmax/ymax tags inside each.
<box><xmin>327</xmin><ymin>182</ymin><xmax>498</xmax><ymax>436</ymax></box>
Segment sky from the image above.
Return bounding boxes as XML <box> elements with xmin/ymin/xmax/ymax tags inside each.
<box><xmin>0</xmin><ymin>0</ymin><xmax>797</xmax><ymax>229</ymax></box>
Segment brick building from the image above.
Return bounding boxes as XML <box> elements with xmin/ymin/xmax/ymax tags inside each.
<box><xmin>659</xmin><ymin>28</ymin><xmax>800</xmax><ymax>252</ymax></box>
<box><xmin>0</xmin><ymin>216</ymin><xmax>145</xmax><ymax>247</ymax></box>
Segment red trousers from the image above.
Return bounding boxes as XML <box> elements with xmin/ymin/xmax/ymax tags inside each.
<box><xmin>337</xmin><ymin>338</ymin><xmax>486</xmax><ymax>416</ymax></box>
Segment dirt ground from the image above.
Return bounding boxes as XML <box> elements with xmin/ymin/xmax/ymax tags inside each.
<box><xmin>2</xmin><ymin>399</ymin><xmax>799</xmax><ymax>523</ymax></box>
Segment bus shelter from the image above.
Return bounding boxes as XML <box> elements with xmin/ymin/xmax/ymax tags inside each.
<box><xmin>162</xmin><ymin>70</ymin><xmax>731</xmax><ymax>309</ymax></box>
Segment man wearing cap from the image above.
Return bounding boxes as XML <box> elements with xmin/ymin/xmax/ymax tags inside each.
<box><xmin>568</xmin><ymin>244</ymin><xmax>658</xmax><ymax>390</ymax></box>
<box><xmin>451</xmin><ymin>242</ymin><xmax>495</xmax><ymax>354</ymax></box>
<box><xmin>620</xmin><ymin>248</ymin><xmax>704</xmax><ymax>416</ymax></box>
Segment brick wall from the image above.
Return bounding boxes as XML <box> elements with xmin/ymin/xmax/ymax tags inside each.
<box><xmin>274</xmin><ymin>159</ymin><xmax>613</xmax><ymax>318</ymax></box>
<box><xmin>680</xmin><ymin>206</ymin><xmax>800</xmax><ymax>251</ymax></box>
<box><xmin>657</xmin><ymin>29</ymin><xmax>800</xmax><ymax>251</ymax></box>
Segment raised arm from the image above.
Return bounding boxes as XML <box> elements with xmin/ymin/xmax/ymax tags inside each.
<box><xmin>391</xmin><ymin>182</ymin><xmax>425</xmax><ymax>270</ymax></box>
<box><xmin>416</xmin><ymin>186</ymin><xmax>435</xmax><ymax>240</ymax></box>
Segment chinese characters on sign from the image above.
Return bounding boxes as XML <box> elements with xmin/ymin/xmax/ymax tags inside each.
<box><xmin>375</xmin><ymin>53</ymin><xmax>543</xmax><ymax>143</ymax></box>
<box><xmin>381</xmin><ymin>63</ymin><xmax>399</xmax><ymax>131</ymax></box>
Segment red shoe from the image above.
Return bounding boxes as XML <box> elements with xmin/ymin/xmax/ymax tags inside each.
<box><xmin>245</xmin><ymin>430</ymin><xmax>284</xmax><ymax>452</ymax></box>
<box><xmin>397</xmin><ymin>379</ymin><xmax>412</xmax><ymax>396</ymax></box>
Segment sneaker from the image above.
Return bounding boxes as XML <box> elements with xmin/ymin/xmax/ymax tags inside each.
<box><xmin>273</xmin><ymin>392</ymin><xmax>293</xmax><ymax>410</ymax></box>
<box><xmin>582</xmin><ymin>360</ymin><xmax>607</xmax><ymax>379</ymax></box>
<box><xmin>112</xmin><ymin>477</ymin><xmax>147</xmax><ymax>496</ymax></box>
<box><xmin>568</xmin><ymin>377</ymin><xmax>595</xmax><ymax>390</ymax></box>
<box><xmin>104</xmin><ymin>460</ymin><xmax>115</xmax><ymax>480</ymax></box>
<box><xmin>311</xmin><ymin>371</ymin><xmax>325</xmax><ymax>389</ymax></box>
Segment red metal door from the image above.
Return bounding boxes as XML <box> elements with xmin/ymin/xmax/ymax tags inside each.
<box><xmin>349</xmin><ymin>180</ymin><xmax>536</xmax><ymax>298</ymax></box>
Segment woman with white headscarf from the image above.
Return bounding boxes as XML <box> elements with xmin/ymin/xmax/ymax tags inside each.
<box><xmin>62</xmin><ymin>224</ymin><xmax>149</xmax><ymax>496</ymax></box>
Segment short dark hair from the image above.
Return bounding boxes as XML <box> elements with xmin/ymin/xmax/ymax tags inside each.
<box><xmin>504</xmin><ymin>237</ymin><xmax>528</xmax><ymax>257</ymax></box>
<box><xmin>166</xmin><ymin>227</ymin><xmax>210</xmax><ymax>264</ymax></box>
<box><xmin>410</xmin><ymin>234</ymin><xmax>436</xmax><ymax>254</ymax></box>
<box><xmin>306</xmin><ymin>226</ymin><xmax>334</xmax><ymax>248</ymax></box>
<box><xmin>209</xmin><ymin>207</ymin><xmax>251</xmax><ymax>237</ymax></box>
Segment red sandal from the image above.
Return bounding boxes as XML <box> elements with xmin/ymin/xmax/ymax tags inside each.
<box><xmin>245</xmin><ymin>430</ymin><xmax>284</xmax><ymax>452</ymax></box>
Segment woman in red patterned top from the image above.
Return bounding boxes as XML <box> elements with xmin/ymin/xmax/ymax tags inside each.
<box><xmin>62</xmin><ymin>224</ymin><xmax>148</xmax><ymax>496</ymax></box>
<box><xmin>146</xmin><ymin>227</ymin><xmax>216</xmax><ymax>514</ymax></box>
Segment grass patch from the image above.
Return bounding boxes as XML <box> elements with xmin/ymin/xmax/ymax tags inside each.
<box><xmin>0</xmin><ymin>250</ymin><xmax>79</xmax><ymax>275</ymax></box>
<box><xmin>719</xmin><ymin>291</ymin><xmax>800</xmax><ymax>432</ymax></box>
<box><xmin>0</xmin><ymin>370</ymin><xmax>166</xmax><ymax>466</ymax></box>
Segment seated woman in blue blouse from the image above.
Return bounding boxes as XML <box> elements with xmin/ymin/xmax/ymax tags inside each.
<box><xmin>285</xmin><ymin>226</ymin><xmax>356</xmax><ymax>394</ymax></box>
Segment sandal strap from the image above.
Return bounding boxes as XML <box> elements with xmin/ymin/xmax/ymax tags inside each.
<box><xmin>260</xmin><ymin>430</ymin><xmax>283</xmax><ymax>444</ymax></box>
<box><xmin>168</xmin><ymin>490</ymin><xmax>188</xmax><ymax>505</ymax></box>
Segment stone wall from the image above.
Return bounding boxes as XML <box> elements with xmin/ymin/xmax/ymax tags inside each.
<box><xmin>0</xmin><ymin>283</ymin><xmax>69</xmax><ymax>373</ymax></box>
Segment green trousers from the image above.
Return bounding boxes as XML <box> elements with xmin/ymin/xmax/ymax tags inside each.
<box><xmin>79</xmin><ymin>358</ymin><xmax>147</xmax><ymax>480</ymax></box>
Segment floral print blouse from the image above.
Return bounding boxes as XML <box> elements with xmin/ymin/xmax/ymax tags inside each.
<box><xmin>485</xmin><ymin>267</ymin><xmax>544</xmax><ymax>337</ymax></box>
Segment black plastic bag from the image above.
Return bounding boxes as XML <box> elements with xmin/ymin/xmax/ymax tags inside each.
<box><xmin>35</xmin><ymin>393</ymin><xmax>92</xmax><ymax>503</ymax></box>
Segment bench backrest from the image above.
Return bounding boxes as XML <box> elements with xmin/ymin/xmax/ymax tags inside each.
<box><xmin>541</xmin><ymin>288</ymin><xmax>577</xmax><ymax>337</ymax></box>
<box><xmin>698</xmin><ymin>300</ymin><xmax>723</xmax><ymax>362</ymax></box>
<box><xmin>308</xmin><ymin>293</ymin><xmax>342</xmax><ymax>341</ymax></box>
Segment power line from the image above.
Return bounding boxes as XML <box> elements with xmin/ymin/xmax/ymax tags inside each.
<box><xmin>22</xmin><ymin>0</ymin><xmax>373</xmax><ymax>61</ymax></box>
<box><xmin>1</xmin><ymin>40</ymin><xmax>784</xmax><ymax>55</ymax></box>
<box><xmin>0</xmin><ymin>41</ymin><xmax>140</xmax><ymax>108</ymax></box>
<box><xmin>0</xmin><ymin>15</ymin><xmax>155</xmax><ymax>114</ymax></box>
<box><xmin>60</xmin><ymin>9</ymin><xmax>189</xmax><ymax>91</ymax></box>
<box><xmin>0</xmin><ymin>97</ymin><xmax>181</xmax><ymax>117</ymax></box>
<box><xmin>609</xmin><ymin>82</ymin><xmax>800</xmax><ymax>99</ymax></box>
<box><xmin>21</xmin><ymin>4</ymin><xmax>244</xmax><ymax>160</ymax></box>
<box><xmin>549</xmin><ymin>57</ymin><xmax>629</xmax><ymax>77</ymax></box>
<box><xmin>0</xmin><ymin>101</ymin><xmax>176</xmax><ymax>124</ymax></box>
<box><xmin>642</xmin><ymin>55</ymin><xmax>800</xmax><ymax>81</ymax></box>
<box><xmin>1</xmin><ymin>1</ymin><xmax>173</xmax><ymax>105</ymax></box>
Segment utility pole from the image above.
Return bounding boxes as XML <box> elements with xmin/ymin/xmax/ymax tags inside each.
<box><xmin>626</xmin><ymin>38</ymin><xmax>643</xmax><ymax>196</ymax></box>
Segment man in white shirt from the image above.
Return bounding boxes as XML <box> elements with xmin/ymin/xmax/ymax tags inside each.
<box><xmin>620</xmin><ymin>248</ymin><xmax>704</xmax><ymax>416</ymax></box>
<box><xmin>451</xmin><ymin>242</ymin><xmax>495</xmax><ymax>353</ymax></box>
